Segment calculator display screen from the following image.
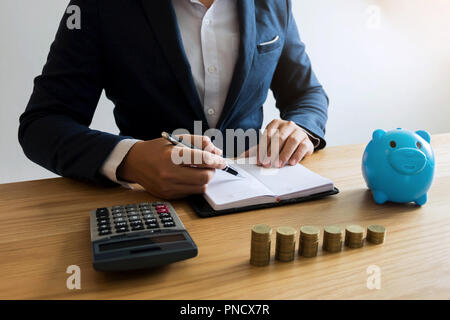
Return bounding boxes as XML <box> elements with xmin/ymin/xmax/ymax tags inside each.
<box><xmin>99</xmin><ymin>234</ymin><xmax>186</xmax><ymax>251</ymax></box>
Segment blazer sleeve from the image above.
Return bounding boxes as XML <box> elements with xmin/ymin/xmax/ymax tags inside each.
<box><xmin>18</xmin><ymin>0</ymin><xmax>130</xmax><ymax>186</ymax></box>
<box><xmin>270</xmin><ymin>0</ymin><xmax>329</xmax><ymax>150</ymax></box>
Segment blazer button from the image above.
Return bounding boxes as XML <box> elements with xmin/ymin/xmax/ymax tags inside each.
<box><xmin>207</xmin><ymin>108</ymin><xmax>215</xmax><ymax>115</ymax></box>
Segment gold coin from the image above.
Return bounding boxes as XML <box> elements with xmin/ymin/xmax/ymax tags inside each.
<box><xmin>367</xmin><ymin>225</ymin><xmax>386</xmax><ymax>244</ymax></box>
<box><xmin>250</xmin><ymin>260</ymin><xmax>270</xmax><ymax>267</ymax></box>
<box><xmin>346</xmin><ymin>225</ymin><xmax>364</xmax><ymax>234</ymax></box>
<box><xmin>277</xmin><ymin>226</ymin><xmax>297</xmax><ymax>236</ymax></box>
<box><xmin>367</xmin><ymin>225</ymin><xmax>386</xmax><ymax>234</ymax></box>
<box><xmin>252</xmin><ymin>224</ymin><xmax>271</xmax><ymax>234</ymax></box>
<box><xmin>324</xmin><ymin>225</ymin><xmax>342</xmax><ymax>235</ymax></box>
<box><xmin>300</xmin><ymin>226</ymin><xmax>320</xmax><ymax>235</ymax></box>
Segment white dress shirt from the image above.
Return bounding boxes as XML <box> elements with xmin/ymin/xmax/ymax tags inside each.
<box><xmin>101</xmin><ymin>0</ymin><xmax>240</xmax><ymax>183</ymax></box>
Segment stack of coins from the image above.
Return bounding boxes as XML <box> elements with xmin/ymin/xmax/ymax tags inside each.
<box><xmin>275</xmin><ymin>226</ymin><xmax>297</xmax><ymax>262</ymax></box>
<box><xmin>345</xmin><ymin>225</ymin><xmax>365</xmax><ymax>248</ymax></box>
<box><xmin>367</xmin><ymin>225</ymin><xmax>386</xmax><ymax>244</ymax></box>
<box><xmin>299</xmin><ymin>226</ymin><xmax>320</xmax><ymax>257</ymax></box>
<box><xmin>323</xmin><ymin>225</ymin><xmax>343</xmax><ymax>252</ymax></box>
<box><xmin>250</xmin><ymin>224</ymin><xmax>272</xmax><ymax>266</ymax></box>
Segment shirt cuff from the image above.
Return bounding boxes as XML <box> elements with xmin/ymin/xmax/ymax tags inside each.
<box><xmin>100</xmin><ymin>138</ymin><xmax>141</xmax><ymax>187</ymax></box>
<box><xmin>298</xmin><ymin>126</ymin><xmax>321</xmax><ymax>149</ymax></box>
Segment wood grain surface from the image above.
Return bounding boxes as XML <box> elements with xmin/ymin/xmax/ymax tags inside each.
<box><xmin>0</xmin><ymin>134</ymin><xmax>449</xmax><ymax>299</ymax></box>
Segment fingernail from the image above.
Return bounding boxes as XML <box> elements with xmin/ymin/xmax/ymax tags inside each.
<box><xmin>278</xmin><ymin>160</ymin><xmax>283</xmax><ymax>167</ymax></box>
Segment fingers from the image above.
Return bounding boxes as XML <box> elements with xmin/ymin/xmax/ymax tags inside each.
<box><xmin>255</xmin><ymin>120</ymin><xmax>317</xmax><ymax>168</ymax></box>
<box><xmin>258</xmin><ymin>119</ymin><xmax>281</xmax><ymax>166</ymax></box>
<box><xmin>240</xmin><ymin>145</ymin><xmax>257</xmax><ymax>159</ymax></box>
<box><xmin>278</xmin><ymin>130</ymin><xmax>307</xmax><ymax>167</ymax></box>
<box><xmin>289</xmin><ymin>138</ymin><xmax>314</xmax><ymax>165</ymax></box>
<box><xmin>161</xmin><ymin>164</ymin><xmax>216</xmax><ymax>185</ymax></box>
<box><xmin>268</xmin><ymin>121</ymin><xmax>297</xmax><ymax>167</ymax></box>
<box><xmin>177</xmin><ymin>134</ymin><xmax>223</xmax><ymax>155</ymax></box>
<box><xmin>259</xmin><ymin>120</ymin><xmax>298</xmax><ymax>168</ymax></box>
<box><xmin>171</xmin><ymin>147</ymin><xmax>227</xmax><ymax>170</ymax></box>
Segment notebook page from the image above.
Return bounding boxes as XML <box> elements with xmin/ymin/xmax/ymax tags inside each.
<box><xmin>236</xmin><ymin>158</ymin><xmax>334</xmax><ymax>197</ymax></box>
<box><xmin>205</xmin><ymin>163</ymin><xmax>275</xmax><ymax>207</ymax></box>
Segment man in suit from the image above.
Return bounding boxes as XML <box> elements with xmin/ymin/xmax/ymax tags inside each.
<box><xmin>19</xmin><ymin>0</ymin><xmax>328</xmax><ymax>199</ymax></box>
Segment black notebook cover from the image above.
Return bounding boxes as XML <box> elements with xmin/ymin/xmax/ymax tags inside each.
<box><xmin>188</xmin><ymin>187</ymin><xmax>339</xmax><ymax>218</ymax></box>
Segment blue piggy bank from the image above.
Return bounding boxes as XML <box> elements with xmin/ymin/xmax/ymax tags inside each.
<box><xmin>362</xmin><ymin>128</ymin><xmax>435</xmax><ymax>205</ymax></box>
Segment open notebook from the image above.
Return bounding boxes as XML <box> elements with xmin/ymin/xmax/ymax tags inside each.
<box><xmin>204</xmin><ymin>158</ymin><xmax>335</xmax><ymax>211</ymax></box>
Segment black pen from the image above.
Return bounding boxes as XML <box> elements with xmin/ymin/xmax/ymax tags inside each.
<box><xmin>161</xmin><ymin>132</ymin><xmax>241</xmax><ymax>177</ymax></box>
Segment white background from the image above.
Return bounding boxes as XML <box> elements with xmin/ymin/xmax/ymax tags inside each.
<box><xmin>1</xmin><ymin>0</ymin><xmax>449</xmax><ymax>183</ymax></box>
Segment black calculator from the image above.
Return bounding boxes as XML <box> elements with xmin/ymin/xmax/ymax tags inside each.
<box><xmin>90</xmin><ymin>202</ymin><xmax>198</xmax><ymax>271</ymax></box>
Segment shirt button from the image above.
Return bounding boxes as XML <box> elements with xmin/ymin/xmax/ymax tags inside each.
<box><xmin>204</xmin><ymin>19</ymin><xmax>211</xmax><ymax>26</ymax></box>
<box><xmin>208</xmin><ymin>66</ymin><xmax>217</xmax><ymax>73</ymax></box>
<box><xmin>207</xmin><ymin>108</ymin><xmax>215</xmax><ymax>115</ymax></box>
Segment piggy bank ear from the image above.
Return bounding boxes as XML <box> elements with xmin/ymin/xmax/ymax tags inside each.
<box><xmin>372</xmin><ymin>129</ymin><xmax>386</xmax><ymax>141</ymax></box>
<box><xmin>416</xmin><ymin>130</ymin><xmax>431</xmax><ymax>143</ymax></box>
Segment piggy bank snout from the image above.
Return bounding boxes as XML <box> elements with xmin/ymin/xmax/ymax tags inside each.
<box><xmin>388</xmin><ymin>148</ymin><xmax>427</xmax><ymax>175</ymax></box>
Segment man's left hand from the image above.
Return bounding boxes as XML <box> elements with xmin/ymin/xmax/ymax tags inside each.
<box><xmin>244</xmin><ymin>119</ymin><xmax>314</xmax><ymax>168</ymax></box>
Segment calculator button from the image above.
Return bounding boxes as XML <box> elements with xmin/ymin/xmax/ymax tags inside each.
<box><xmin>131</xmin><ymin>225</ymin><xmax>145</xmax><ymax>231</ymax></box>
<box><xmin>157</xmin><ymin>209</ymin><xmax>169</xmax><ymax>214</ymax></box>
<box><xmin>128</xmin><ymin>215</ymin><xmax>140</xmax><ymax>221</ymax></box>
<box><xmin>144</xmin><ymin>218</ymin><xmax>157</xmax><ymax>224</ymax></box>
<box><xmin>97</xmin><ymin>218</ymin><xmax>110</xmax><ymax>225</ymax></box>
<box><xmin>140</xmin><ymin>209</ymin><xmax>153</xmax><ymax>215</ymax></box>
<box><xmin>159</xmin><ymin>212</ymin><xmax>171</xmax><ymax>218</ymax></box>
<box><xmin>114</xmin><ymin>217</ymin><xmax>126</xmax><ymax>223</ymax></box>
<box><xmin>130</xmin><ymin>220</ymin><xmax>143</xmax><ymax>227</ymax></box>
<box><xmin>163</xmin><ymin>222</ymin><xmax>176</xmax><ymax>228</ymax></box>
<box><xmin>161</xmin><ymin>217</ymin><xmax>174</xmax><ymax>223</ymax></box>
<box><xmin>98</xmin><ymin>224</ymin><xmax>111</xmax><ymax>231</ymax></box>
<box><xmin>111</xmin><ymin>206</ymin><xmax>124</xmax><ymax>210</ymax></box>
<box><xmin>146</xmin><ymin>223</ymin><xmax>159</xmax><ymax>229</ymax></box>
<box><xmin>116</xmin><ymin>226</ymin><xmax>129</xmax><ymax>233</ymax></box>
<box><xmin>143</xmin><ymin>214</ymin><xmax>156</xmax><ymax>219</ymax></box>
<box><xmin>98</xmin><ymin>229</ymin><xmax>112</xmax><ymax>236</ymax></box>
<box><xmin>96</xmin><ymin>208</ymin><xmax>109</xmax><ymax>214</ymax></box>
<box><xmin>112</xmin><ymin>212</ymin><xmax>125</xmax><ymax>218</ymax></box>
<box><xmin>115</xmin><ymin>221</ymin><xmax>128</xmax><ymax>228</ymax></box>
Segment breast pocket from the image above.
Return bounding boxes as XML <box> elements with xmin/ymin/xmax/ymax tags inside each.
<box><xmin>257</xmin><ymin>35</ymin><xmax>282</xmax><ymax>54</ymax></box>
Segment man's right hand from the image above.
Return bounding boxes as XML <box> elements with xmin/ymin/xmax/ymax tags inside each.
<box><xmin>117</xmin><ymin>135</ymin><xmax>226</xmax><ymax>199</ymax></box>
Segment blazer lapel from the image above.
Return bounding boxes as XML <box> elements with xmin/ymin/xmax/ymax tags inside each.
<box><xmin>217</xmin><ymin>0</ymin><xmax>256</xmax><ymax>130</ymax></box>
<box><xmin>140</xmin><ymin>0</ymin><xmax>209</xmax><ymax>126</ymax></box>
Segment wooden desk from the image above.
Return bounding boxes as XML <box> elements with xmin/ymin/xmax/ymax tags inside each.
<box><xmin>1</xmin><ymin>134</ymin><xmax>449</xmax><ymax>300</ymax></box>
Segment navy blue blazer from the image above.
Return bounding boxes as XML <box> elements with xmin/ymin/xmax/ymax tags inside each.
<box><xmin>19</xmin><ymin>0</ymin><xmax>329</xmax><ymax>186</ymax></box>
